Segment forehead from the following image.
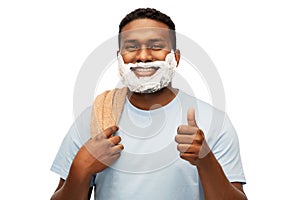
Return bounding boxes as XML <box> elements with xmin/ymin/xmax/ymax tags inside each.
<box><xmin>120</xmin><ymin>19</ymin><xmax>170</xmax><ymax>42</ymax></box>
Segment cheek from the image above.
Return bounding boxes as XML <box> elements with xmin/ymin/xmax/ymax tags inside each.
<box><xmin>151</xmin><ymin>51</ymin><xmax>169</xmax><ymax>60</ymax></box>
<box><xmin>121</xmin><ymin>52</ymin><xmax>137</xmax><ymax>64</ymax></box>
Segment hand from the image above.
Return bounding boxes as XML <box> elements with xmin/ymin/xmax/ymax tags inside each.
<box><xmin>175</xmin><ymin>108</ymin><xmax>210</xmax><ymax>166</ymax></box>
<box><xmin>74</xmin><ymin>126</ymin><xmax>124</xmax><ymax>175</ymax></box>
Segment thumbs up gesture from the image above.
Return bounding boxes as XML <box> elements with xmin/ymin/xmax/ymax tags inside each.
<box><xmin>175</xmin><ymin>108</ymin><xmax>211</xmax><ymax>166</ymax></box>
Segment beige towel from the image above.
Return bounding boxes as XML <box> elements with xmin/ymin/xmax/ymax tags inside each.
<box><xmin>90</xmin><ymin>87</ymin><xmax>128</xmax><ymax>138</ymax></box>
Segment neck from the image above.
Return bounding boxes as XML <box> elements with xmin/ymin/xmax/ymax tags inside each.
<box><xmin>127</xmin><ymin>85</ymin><xmax>179</xmax><ymax>110</ymax></box>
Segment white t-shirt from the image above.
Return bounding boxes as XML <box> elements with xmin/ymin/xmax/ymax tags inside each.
<box><xmin>51</xmin><ymin>90</ymin><xmax>246</xmax><ymax>200</ymax></box>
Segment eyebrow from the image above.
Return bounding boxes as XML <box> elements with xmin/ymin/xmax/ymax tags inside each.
<box><xmin>123</xmin><ymin>38</ymin><xmax>167</xmax><ymax>44</ymax></box>
<box><xmin>148</xmin><ymin>38</ymin><xmax>166</xmax><ymax>43</ymax></box>
<box><xmin>123</xmin><ymin>39</ymin><xmax>138</xmax><ymax>44</ymax></box>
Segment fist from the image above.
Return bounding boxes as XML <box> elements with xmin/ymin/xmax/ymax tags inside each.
<box><xmin>75</xmin><ymin>126</ymin><xmax>124</xmax><ymax>175</ymax></box>
<box><xmin>175</xmin><ymin>108</ymin><xmax>210</xmax><ymax>165</ymax></box>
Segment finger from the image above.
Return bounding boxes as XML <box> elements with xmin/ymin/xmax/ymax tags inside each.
<box><xmin>112</xmin><ymin>144</ymin><xmax>124</xmax><ymax>154</ymax></box>
<box><xmin>175</xmin><ymin>134</ymin><xmax>198</xmax><ymax>144</ymax></box>
<box><xmin>109</xmin><ymin>135</ymin><xmax>121</xmax><ymax>145</ymax></box>
<box><xmin>177</xmin><ymin>125</ymin><xmax>198</xmax><ymax>135</ymax></box>
<box><xmin>175</xmin><ymin>134</ymin><xmax>203</xmax><ymax>145</ymax></box>
<box><xmin>177</xmin><ymin>144</ymin><xmax>199</xmax><ymax>153</ymax></box>
<box><xmin>180</xmin><ymin>153</ymin><xmax>198</xmax><ymax>164</ymax></box>
<box><xmin>102</xmin><ymin>126</ymin><xmax>119</xmax><ymax>138</ymax></box>
<box><xmin>187</xmin><ymin>107</ymin><xmax>198</xmax><ymax>128</ymax></box>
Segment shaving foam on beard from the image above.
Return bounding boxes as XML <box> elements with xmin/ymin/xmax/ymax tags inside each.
<box><xmin>118</xmin><ymin>51</ymin><xmax>177</xmax><ymax>93</ymax></box>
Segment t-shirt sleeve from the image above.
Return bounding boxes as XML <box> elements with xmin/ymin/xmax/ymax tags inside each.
<box><xmin>210</xmin><ymin>114</ymin><xmax>246</xmax><ymax>184</ymax></box>
<box><xmin>50</xmin><ymin>107</ymin><xmax>92</xmax><ymax>180</ymax></box>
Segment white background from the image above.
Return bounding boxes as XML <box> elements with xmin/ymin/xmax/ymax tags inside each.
<box><xmin>1</xmin><ymin>0</ymin><xmax>299</xmax><ymax>199</ymax></box>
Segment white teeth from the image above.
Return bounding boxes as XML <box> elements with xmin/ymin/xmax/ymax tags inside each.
<box><xmin>136</xmin><ymin>68</ymin><xmax>155</xmax><ymax>72</ymax></box>
<box><xmin>131</xmin><ymin>67</ymin><xmax>159</xmax><ymax>72</ymax></box>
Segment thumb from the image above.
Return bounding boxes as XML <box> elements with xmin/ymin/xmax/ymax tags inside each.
<box><xmin>187</xmin><ymin>107</ymin><xmax>198</xmax><ymax>127</ymax></box>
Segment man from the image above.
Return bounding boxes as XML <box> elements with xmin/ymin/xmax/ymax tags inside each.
<box><xmin>50</xmin><ymin>8</ymin><xmax>247</xmax><ymax>200</ymax></box>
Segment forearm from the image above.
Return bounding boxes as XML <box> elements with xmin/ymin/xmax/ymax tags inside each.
<box><xmin>196</xmin><ymin>152</ymin><xmax>247</xmax><ymax>200</ymax></box>
<box><xmin>51</xmin><ymin>162</ymin><xmax>93</xmax><ymax>200</ymax></box>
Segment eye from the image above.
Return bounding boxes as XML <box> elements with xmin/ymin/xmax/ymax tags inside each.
<box><xmin>124</xmin><ymin>45</ymin><xmax>139</xmax><ymax>52</ymax></box>
<box><xmin>150</xmin><ymin>43</ymin><xmax>165</xmax><ymax>50</ymax></box>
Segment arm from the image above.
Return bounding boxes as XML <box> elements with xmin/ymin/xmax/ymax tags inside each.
<box><xmin>50</xmin><ymin>153</ymin><xmax>94</xmax><ymax>200</ymax></box>
<box><xmin>196</xmin><ymin>151</ymin><xmax>247</xmax><ymax>199</ymax></box>
<box><xmin>51</xmin><ymin>178</ymin><xmax>94</xmax><ymax>200</ymax></box>
<box><xmin>176</xmin><ymin>108</ymin><xmax>247</xmax><ymax>200</ymax></box>
<box><xmin>52</xmin><ymin>178</ymin><xmax>94</xmax><ymax>200</ymax></box>
<box><xmin>51</xmin><ymin>126</ymin><xmax>123</xmax><ymax>200</ymax></box>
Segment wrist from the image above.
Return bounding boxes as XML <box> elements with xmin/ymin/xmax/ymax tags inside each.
<box><xmin>194</xmin><ymin>141</ymin><xmax>212</xmax><ymax>167</ymax></box>
<box><xmin>71</xmin><ymin>157</ymin><xmax>94</xmax><ymax>181</ymax></box>
<box><xmin>196</xmin><ymin>150</ymin><xmax>214</xmax><ymax>169</ymax></box>
<box><xmin>72</xmin><ymin>147</ymin><xmax>96</xmax><ymax>178</ymax></box>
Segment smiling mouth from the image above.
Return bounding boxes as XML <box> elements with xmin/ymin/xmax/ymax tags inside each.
<box><xmin>130</xmin><ymin>67</ymin><xmax>160</xmax><ymax>77</ymax></box>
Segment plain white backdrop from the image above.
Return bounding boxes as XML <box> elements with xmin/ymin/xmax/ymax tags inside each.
<box><xmin>1</xmin><ymin>0</ymin><xmax>299</xmax><ymax>199</ymax></box>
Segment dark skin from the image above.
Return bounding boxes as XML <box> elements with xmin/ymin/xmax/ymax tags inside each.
<box><xmin>51</xmin><ymin>126</ymin><xmax>122</xmax><ymax>200</ymax></box>
<box><xmin>51</xmin><ymin>18</ymin><xmax>247</xmax><ymax>200</ymax></box>
<box><xmin>127</xmin><ymin>86</ymin><xmax>179</xmax><ymax>110</ymax></box>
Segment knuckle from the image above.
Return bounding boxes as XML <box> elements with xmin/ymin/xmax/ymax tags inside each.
<box><xmin>95</xmin><ymin>133</ymin><xmax>103</xmax><ymax>140</ymax></box>
<box><xmin>116</xmin><ymin>136</ymin><xmax>121</xmax><ymax>142</ymax></box>
<box><xmin>178</xmin><ymin>125</ymin><xmax>186</xmax><ymax>132</ymax></box>
<box><xmin>106</xmin><ymin>127</ymin><xmax>113</xmax><ymax>133</ymax></box>
<box><xmin>197</xmin><ymin>129</ymin><xmax>204</xmax><ymax>136</ymax></box>
<box><xmin>177</xmin><ymin>144</ymin><xmax>181</xmax><ymax>151</ymax></box>
<box><xmin>175</xmin><ymin>135</ymin><xmax>180</xmax><ymax>142</ymax></box>
<box><xmin>177</xmin><ymin>126</ymin><xmax>182</xmax><ymax>133</ymax></box>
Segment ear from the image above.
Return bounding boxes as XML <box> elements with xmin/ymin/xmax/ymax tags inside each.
<box><xmin>117</xmin><ymin>50</ymin><xmax>120</xmax><ymax>56</ymax></box>
<box><xmin>174</xmin><ymin>49</ymin><xmax>181</xmax><ymax>67</ymax></box>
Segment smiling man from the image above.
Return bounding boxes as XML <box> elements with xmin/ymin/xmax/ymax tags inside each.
<box><xmin>118</xmin><ymin>19</ymin><xmax>179</xmax><ymax>94</ymax></box>
<box><xmin>50</xmin><ymin>8</ymin><xmax>247</xmax><ymax>200</ymax></box>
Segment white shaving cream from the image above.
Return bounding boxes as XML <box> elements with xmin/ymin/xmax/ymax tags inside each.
<box><xmin>118</xmin><ymin>52</ymin><xmax>177</xmax><ymax>93</ymax></box>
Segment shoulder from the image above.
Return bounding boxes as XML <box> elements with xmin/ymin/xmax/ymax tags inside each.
<box><xmin>69</xmin><ymin>106</ymin><xmax>93</xmax><ymax>144</ymax></box>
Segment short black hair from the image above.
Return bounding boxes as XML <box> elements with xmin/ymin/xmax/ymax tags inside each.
<box><xmin>118</xmin><ymin>8</ymin><xmax>176</xmax><ymax>49</ymax></box>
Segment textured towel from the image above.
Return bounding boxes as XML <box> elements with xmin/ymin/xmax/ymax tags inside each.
<box><xmin>90</xmin><ymin>87</ymin><xmax>128</xmax><ymax>138</ymax></box>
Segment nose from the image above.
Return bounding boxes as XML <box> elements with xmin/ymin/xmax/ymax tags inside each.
<box><xmin>136</xmin><ymin>47</ymin><xmax>152</xmax><ymax>63</ymax></box>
